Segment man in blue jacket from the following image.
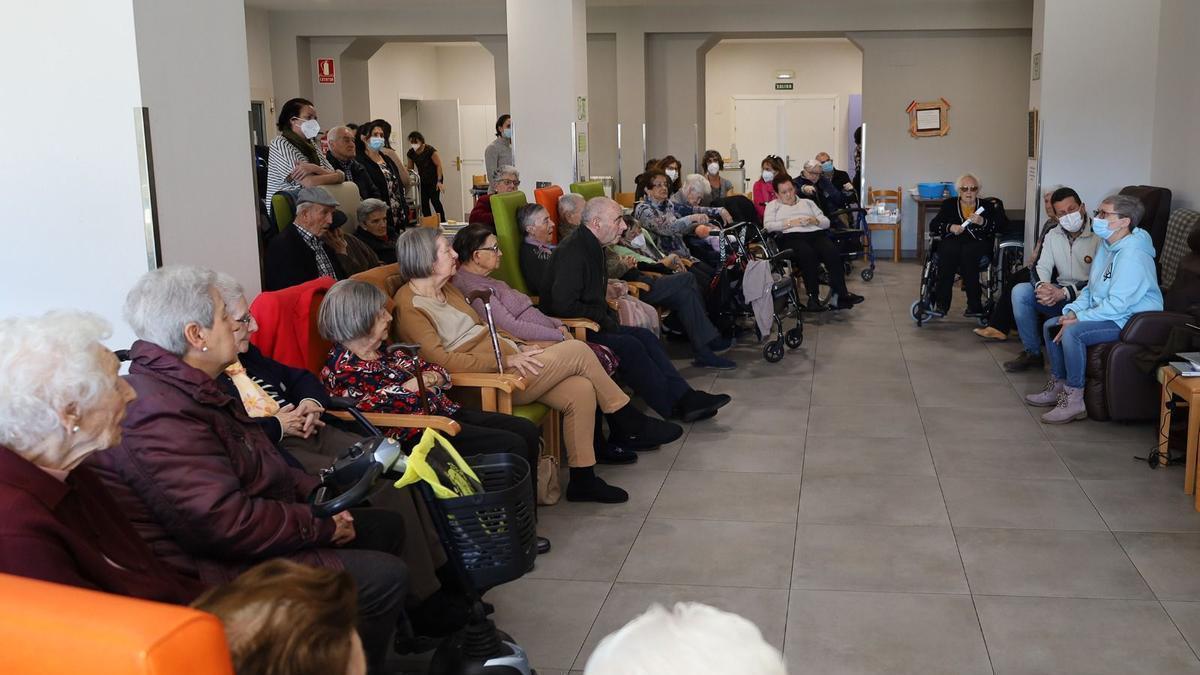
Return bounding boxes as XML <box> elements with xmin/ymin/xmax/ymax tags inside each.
<box><xmin>1024</xmin><ymin>194</ymin><xmax>1163</xmax><ymax>424</ymax></box>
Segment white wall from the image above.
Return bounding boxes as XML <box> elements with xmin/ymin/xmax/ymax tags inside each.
<box><xmin>587</xmin><ymin>34</ymin><xmax>619</xmax><ymax>182</ymax></box>
<box><xmin>706</xmin><ymin>38</ymin><xmax>862</xmax><ymax>167</ymax></box>
<box><xmin>368</xmin><ymin>43</ymin><xmax>496</xmax><ymax>126</ymax></box>
<box><xmin>851</xmin><ymin>30</ymin><xmax>1031</xmax><ymax>252</ymax></box>
<box><xmin>436</xmin><ymin>44</ymin><xmax>499</xmax><ymax>106</ymax></box>
<box><xmin>1151</xmin><ymin>0</ymin><xmax>1200</xmax><ymax>211</ymax></box>
<box><xmin>645</xmin><ymin>33</ymin><xmax>710</xmax><ymax>172</ymax></box>
<box><xmin>245</xmin><ymin>7</ymin><xmax>274</xmax><ymax>106</ymax></box>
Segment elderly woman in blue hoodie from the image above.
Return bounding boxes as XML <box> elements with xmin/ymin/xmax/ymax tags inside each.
<box><xmin>1024</xmin><ymin>194</ymin><xmax>1163</xmax><ymax>424</ymax></box>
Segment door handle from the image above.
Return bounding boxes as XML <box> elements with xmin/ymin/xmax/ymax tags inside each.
<box><xmin>455</xmin><ymin>156</ymin><xmax>462</xmax><ymax>171</ymax></box>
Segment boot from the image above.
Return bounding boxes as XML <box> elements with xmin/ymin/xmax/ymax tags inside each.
<box><xmin>1024</xmin><ymin>377</ymin><xmax>1063</xmax><ymax>407</ymax></box>
<box><xmin>1004</xmin><ymin>350</ymin><xmax>1044</xmax><ymax>372</ymax></box>
<box><xmin>608</xmin><ymin>403</ymin><xmax>684</xmax><ymax>449</ymax></box>
<box><xmin>1040</xmin><ymin>385</ymin><xmax>1087</xmax><ymax>424</ymax></box>
<box><xmin>565</xmin><ymin>467</ymin><xmax>628</xmax><ymax>503</ymax></box>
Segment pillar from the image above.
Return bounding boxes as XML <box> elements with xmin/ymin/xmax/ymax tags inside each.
<box><xmin>506</xmin><ymin>0</ymin><xmax>588</xmax><ymax>187</ymax></box>
<box><xmin>615</xmin><ymin>26</ymin><xmax>646</xmax><ymax>192</ymax></box>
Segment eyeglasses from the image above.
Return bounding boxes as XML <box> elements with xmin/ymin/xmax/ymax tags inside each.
<box><xmin>478</xmin><ymin>245</ymin><xmax>501</xmax><ymax>254</ymax></box>
<box><xmin>1094</xmin><ymin>209</ymin><xmax>1120</xmax><ymax>219</ymax></box>
<box><xmin>498</xmin><ymin>178</ymin><xmax>520</xmax><ymax>187</ymax></box>
<box><xmin>232</xmin><ymin>314</ymin><xmax>253</xmax><ymax>326</ymax></box>
<box><xmin>650</xmin><ymin>182</ymin><xmax>669</xmax><ymax>189</ymax></box>
<box><xmin>959</xmin><ymin>186</ymin><xmax>979</xmax><ymax>192</ymax></box>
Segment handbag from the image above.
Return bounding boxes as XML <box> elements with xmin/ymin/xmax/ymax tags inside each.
<box><xmin>536</xmin><ymin>439</ymin><xmax>561</xmax><ymax>505</ymax></box>
<box><xmin>584</xmin><ymin>341</ymin><xmax>619</xmax><ymax>376</ymax></box>
<box><xmin>607</xmin><ymin>281</ymin><xmax>661</xmax><ymax>336</ymax></box>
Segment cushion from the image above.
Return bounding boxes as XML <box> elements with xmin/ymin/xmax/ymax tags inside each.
<box><xmin>489</xmin><ymin>191</ymin><xmax>531</xmax><ymax>294</ymax></box>
<box><xmin>569</xmin><ymin>181</ymin><xmax>605</xmax><ymax>201</ymax></box>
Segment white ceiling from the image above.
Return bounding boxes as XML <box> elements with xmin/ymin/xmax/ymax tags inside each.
<box><xmin>244</xmin><ymin>0</ymin><xmax>966</xmax><ymax>11</ymax></box>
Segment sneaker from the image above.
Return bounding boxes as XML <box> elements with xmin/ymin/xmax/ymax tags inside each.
<box><xmin>835</xmin><ymin>292</ymin><xmax>865</xmax><ymax>309</ymax></box>
<box><xmin>596</xmin><ymin>443</ymin><xmax>638</xmax><ymax>465</ymax></box>
<box><xmin>1004</xmin><ymin>350</ymin><xmax>1044</xmax><ymax>372</ymax></box>
<box><xmin>693</xmin><ymin>351</ymin><xmax>737</xmax><ymax>370</ymax></box>
<box><xmin>973</xmin><ymin>326</ymin><xmax>1008</xmax><ymax>341</ymax></box>
<box><xmin>565</xmin><ymin>475</ymin><xmax>629</xmax><ymax>503</ymax></box>
<box><xmin>1040</xmin><ymin>385</ymin><xmax>1088</xmax><ymax>424</ymax></box>
<box><xmin>707</xmin><ymin>336</ymin><xmax>734</xmax><ymax>354</ymax></box>
<box><xmin>1024</xmin><ymin>377</ymin><xmax>1064</xmax><ymax>407</ymax></box>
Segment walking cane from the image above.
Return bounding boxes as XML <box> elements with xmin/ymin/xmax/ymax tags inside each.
<box><xmin>387</xmin><ymin>342</ymin><xmax>431</xmax><ymax>413</ymax></box>
<box><xmin>466</xmin><ymin>288</ymin><xmax>505</xmax><ymax>374</ymax></box>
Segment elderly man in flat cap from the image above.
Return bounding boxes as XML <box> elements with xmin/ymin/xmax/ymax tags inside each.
<box><xmin>264</xmin><ymin>187</ymin><xmax>350</xmax><ymax>291</ymax></box>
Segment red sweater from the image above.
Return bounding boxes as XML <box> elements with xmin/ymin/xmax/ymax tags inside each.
<box><xmin>468</xmin><ymin>194</ymin><xmax>494</xmax><ymax>227</ymax></box>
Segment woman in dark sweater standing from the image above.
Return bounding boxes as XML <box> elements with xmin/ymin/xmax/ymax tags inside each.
<box><xmin>928</xmin><ymin>173</ymin><xmax>1008</xmax><ymax>317</ymax></box>
<box><xmin>405</xmin><ymin>131</ymin><xmax>445</xmax><ymax>221</ymax></box>
<box><xmin>355</xmin><ymin>121</ymin><xmax>407</xmax><ymax>236</ymax></box>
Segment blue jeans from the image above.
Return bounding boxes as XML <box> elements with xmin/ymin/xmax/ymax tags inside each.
<box><xmin>1012</xmin><ymin>282</ymin><xmax>1069</xmax><ymax>355</ymax></box>
<box><xmin>1043</xmin><ymin>316</ymin><xmax>1122</xmax><ymax>388</ymax></box>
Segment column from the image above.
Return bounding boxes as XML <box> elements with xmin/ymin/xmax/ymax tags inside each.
<box><xmin>506</xmin><ymin>0</ymin><xmax>588</xmax><ymax>188</ymax></box>
<box><xmin>615</xmin><ymin>26</ymin><xmax>646</xmax><ymax>192</ymax></box>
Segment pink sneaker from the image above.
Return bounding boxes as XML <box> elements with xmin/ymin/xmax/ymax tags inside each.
<box><xmin>1025</xmin><ymin>377</ymin><xmax>1063</xmax><ymax>407</ymax></box>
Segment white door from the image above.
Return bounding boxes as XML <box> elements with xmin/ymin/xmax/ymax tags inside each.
<box><xmin>459</xmin><ymin>103</ymin><xmax>497</xmax><ymax>210</ymax></box>
<box><xmin>732</xmin><ymin>96</ymin><xmax>839</xmax><ymax>190</ymax></box>
<box><xmin>416</xmin><ymin>100</ymin><xmax>464</xmax><ymax>220</ymax></box>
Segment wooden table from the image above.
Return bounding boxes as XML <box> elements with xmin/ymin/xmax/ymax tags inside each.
<box><xmin>912</xmin><ymin>196</ymin><xmax>944</xmax><ymax>261</ymax></box>
<box><xmin>1157</xmin><ymin>365</ymin><xmax>1200</xmax><ymax>509</ymax></box>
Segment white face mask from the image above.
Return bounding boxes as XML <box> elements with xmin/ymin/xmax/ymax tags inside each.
<box><xmin>1058</xmin><ymin>210</ymin><xmax>1083</xmax><ymax>233</ymax></box>
<box><xmin>707</xmin><ymin>162</ymin><xmax>720</xmax><ymax>175</ymax></box>
<box><xmin>630</xmin><ymin>233</ymin><xmax>646</xmax><ymax>248</ymax></box>
<box><xmin>410</xmin><ymin>143</ymin><xmax>421</xmax><ymax>152</ymax></box>
<box><xmin>762</xmin><ymin>170</ymin><xmax>775</xmax><ymax>182</ymax></box>
<box><xmin>299</xmin><ymin>118</ymin><xmax>321</xmax><ymax>140</ymax></box>
<box><xmin>665</xmin><ymin>169</ymin><xmax>678</xmax><ymax>181</ymax></box>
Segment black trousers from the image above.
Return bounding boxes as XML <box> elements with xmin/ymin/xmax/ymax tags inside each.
<box><xmin>986</xmin><ymin>266</ymin><xmax>1032</xmax><ymax>332</ymax></box>
<box><xmin>448</xmin><ymin>407</ymin><xmax>541</xmax><ymax>504</ymax></box>
<box><xmin>333</xmin><ymin>507</ymin><xmax>409</xmax><ymax>675</ymax></box>
<box><xmin>589</xmin><ymin>325</ymin><xmax>691</xmax><ymax>418</ymax></box>
<box><xmin>776</xmin><ymin>230</ymin><xmax>849</xmax><ymax>297</ymax></box>
<box><xmin>642</xmin><ymin>272</ymin><xmax>720</xmax><ymax>352</ymax></box>
<box><xmin>934</xmin><ymin>235</ymin><xmax>992</xmax><ymax>311</ymax></box>
<box><xmin>420</xmin><ymin>185</ymin><xmax>446</xmax><ymax>221</ymax></box>
<box><xmin>710</xmin><ymin>194</ymin><xmax>759</xmax><ymax>224</ymax></box>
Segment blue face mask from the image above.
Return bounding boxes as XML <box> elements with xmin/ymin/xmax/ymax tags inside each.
<box><xmin>502</xmin><ymin>127</ymin><xmax>513</xmax><ymax>139</ymax></box>
<box><xmin>821</xmin><ymin>160</ymin><xmax>834</xmax><ymax>173</ymax></box>
<box><xmin>368</xmin><ymin>137</ymin><xmax>386</xmax><ymax>151</ymax></box>
<box><xmin>1091</xmin><ymin>217</ymin><xmax>1112</xmax><ymax>240</ymax></box>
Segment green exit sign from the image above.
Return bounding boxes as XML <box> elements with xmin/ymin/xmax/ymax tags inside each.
<box><xmin>775</xmin><ymin>82</ymin><xmax>794</xmax><ymax>91</ymax></box>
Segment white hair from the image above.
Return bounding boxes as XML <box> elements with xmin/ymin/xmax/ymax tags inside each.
<box><xmin>213</xmin><ymin>272</ymin><xmax>245</xmax><ymax>310</ymax></box>
<box><xmin>0</xmin><ymin>311</ymin><xmax>113</xmax><ymax>454</ymax></box>
<box><xmin>558</xmin><ymin>193</ymin><xmax>586</xmax><ymax>221</ymax></box>
<box><xmin>124</xmin><ymin>265</ymin><xmax>218</xmax><ymax>356</ymax></box>
<box><xmin>680</xmin><ymin>173</ymin><xmax>710</xmax><ymax>197</ymax></box>
<box><xmin>584</xmin><ymin>602</ymin><xmax>787</xmax><ymax>675</ymax></box>
<box><xmin>802</xmin><ymin>159</ymin><xmax>822</xmax><ymax>173</ymax></box>
<box><xmin>955</xmin><ymin>173</ymin><xmax>981</xmax><ymax>192</ymax></box>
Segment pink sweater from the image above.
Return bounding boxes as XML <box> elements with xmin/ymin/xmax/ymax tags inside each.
<box><xmin>450</xmin><ymin>269</ymin><xmax>565</xmax><ymax>342</ymax></box>
<box><xmin>752</xmin><ymin>180</ymin><xmax>777</xmax><ymax>219</ymax></box>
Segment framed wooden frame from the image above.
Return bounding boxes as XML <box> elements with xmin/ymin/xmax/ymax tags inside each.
<box><xmin>906</xmin><ymin>98</ymin><xmax>950</xmax><ymax>138</ymax></box>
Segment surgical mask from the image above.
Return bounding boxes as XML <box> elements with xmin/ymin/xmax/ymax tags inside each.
<box><xmin>1091</xmin><ymin>216</ymin><xmax>1116</xmax><ymax>240</ymax></box>
<box><xmin>299</xmin><ymin>118</ymin><xmax>321</xmax><ymax>139</ymax></box>
<box><xmin>821</xmin><ymin>160</ymin><xmax>834</xmax><ymax>173</ymax></box>
<box><xmin>630</xmin><ymin>233</ymin><xmax>646</xmax><ymax>248</ymax></box>
<box><xmin>1058</xmin><ymin>210</ymin><xmax>1083</xmax><ymax>233</ymax></box>
<box><xmin>410</xmin><ymin>143</ymin><xmax>421</xmax><ymax>152</ymax></box>
<box><xmin>368</xmin><ymin>137</ymin><xmax>386</xmax><ymax>151</ymax></box>
<box><xmin>502</xmin><ymin>127</ymin><xmax>513</xmax><ymax>139</ymax></box>
<box><xmin>707</xmin><ymin>162</ymin><xmax>720</xmax><ymax>175</ymax></box>
<box><xmin>665</xmin><ymin>169</ymin><xmax>678</xmax><ymax>181</ymax></box>
<box><xmin>762</xmin><ymin>170</ymin><xmax>775</xmax><ymax>182</ymax></box>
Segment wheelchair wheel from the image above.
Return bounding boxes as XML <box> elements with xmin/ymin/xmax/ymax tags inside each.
<box><xmin>860</xmin><ymin>267</ymin><xmax>874</xmax><ymax>282</ymax></box>
<box><xmin>763</xmin><ymin>340</ymin><xmax>785</xmax><ymax>363</ymax></box>
<box><xmin>910</xmin><ymin>300</ymin><xmax>930</xmax><ymax>326</ymax></box>
<box><xmin>785</xmin><ymin>327</ymin><xmax>804</xmax><ymax>349</ymax></box>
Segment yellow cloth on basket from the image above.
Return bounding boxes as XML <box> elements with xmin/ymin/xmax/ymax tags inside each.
<box><xmin>224</xmin><ymin>360</ymin><xmax>281</xmax><ymax>418</ymax></box>
<box><xmin>393</xmin><ymin>429</ymin><xmax>482</xmax><ymax>499</ymax></box>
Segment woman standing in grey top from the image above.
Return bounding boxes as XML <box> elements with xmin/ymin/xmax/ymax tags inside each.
<box><xmin>484</xmin><ymin>114</ymin><xmax>515</xmax><ymax>179</ymax></box>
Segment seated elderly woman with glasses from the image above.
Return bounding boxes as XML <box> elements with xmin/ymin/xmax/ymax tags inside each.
<box><xmin>467</xmin><ymin>165</ymin><xmax>520</xmax><ymax>228</ymax></box>
<box><xmin>86</xmin><ymin>265</ymin><xmax>408</xmax><ymax>672</ymax></box>
<box><xmin>928</xmin><ymin>173</ymin><xmax>1009</xmax><ymax>318</ymax></box>
<box><xmin>0</xmin><ymin>311</ymin><xmax>205</xmax><ymax>605</ymax></box>
<box><xmin>392</xmin><ymin>227</ymin><xmax>682</xmax><ymax>504</ymax></box>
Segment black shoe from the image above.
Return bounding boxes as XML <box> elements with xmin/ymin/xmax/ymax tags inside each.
<box><xmin>565</xmin><ymin>475</ymin><xmax>629</xmax><ymax>503</ymax></box>
<box><xmin>804</xmin><ymin>294</ymin><xmax>828</xmax><ymax>312</ymax></box>
<box><xmin>835</xmin><ymin>292</ymin><xmax>865</xmax><ymax>309</ymax></box>
<box><xmin>707</xmin><ymin>336</ymin><xmax>734</xmax><ymax>354</ymax></box>
<box><xmin>407</xmin><ymin>589</ymin><xmax>470</xmax><ymax>638</ymax></box>
<box><xmin>609</xmin><ymin>415</ymin><xmax>684</xmax><ymax>450</ymax></box>
<box><xmin>963</xmin><ymin>306</ymin><xmax>985</xmax><ymax>318</ymax></box>
<box><xmin>596</xmin><ymin>443</ymin><xmax>638</xmax><ymax>465</ymax></box>
<box><xmin>673</xmin><ymin>390</ymin><xmax>731</xmax><ymax>423</ymax></box>
<box><xmin>1003</xmin><ymin>350</ymin><xmax>1045</xmax><ymax>372</ymax></box>
<box><xmin>692</xmin><ymin>350</ymin><xmax>737</xmax><ymax>370</ymax></box>
<box><xmin>395</xmin><ymin>634</ymin><xmax>443</xmax><ymax>655</ymax></box>
<box><xmin>537</xmin><ymin>536</ymin><xmax>551</xmax><ymax>555</ymax></box>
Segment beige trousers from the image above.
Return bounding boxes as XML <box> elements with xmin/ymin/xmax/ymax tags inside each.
<box><xmin>512</xmin><ymin>339</ymin><xmax>630</xmax><ymax>468</ymax></box>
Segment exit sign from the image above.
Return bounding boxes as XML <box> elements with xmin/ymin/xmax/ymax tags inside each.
<box><xmin>775</xmin><ymin>82</ymin><xmax>794</xmax><ymax>91</ymax></box>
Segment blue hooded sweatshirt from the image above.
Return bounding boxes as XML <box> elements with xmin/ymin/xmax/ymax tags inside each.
<box><xmin>1062</xmin><ymin>227</ymin><xmax>1162</xmax><ymax>328</ymax></box>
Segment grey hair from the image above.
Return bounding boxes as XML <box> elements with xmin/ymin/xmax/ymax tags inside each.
<box><xmin>955</xmin><ymin>173</ymin><xmax>982</xmax><ymax>192</ymax></box>
<box><xmin>558</xmin><ymin>193</ymin><xmax>585</xmax><ymax>221</ymax></box>
<box><xmin>212</xmin><ymin>273</ymin><xmax>245</xmax><ymax>311</ymax></box>
<box><xmin>356</xmin><ymin>198</ymin><xmax>389</xmax><ymax>224</ymax></box>
<box><xmin>318</xmin><ymin>280</ymin><xmax>388</xmax><ymax>344</ymax></box>
<box><xmin>580</xmin><ymin>196</ymin><xmax>620</xmax><ymax>230</ymax></box>
<box><xmin>517</xmin><ymin>203</ymin><xmax>548</xmax><ymax>234</ymax></box>
<box><xmin>395</xmin><ymin>226</ymin><xmax>441</xmax><ymax>282</ymax></box>
<box><xmin>490</xmin><ymin>164</ymin><xmax>519</xmax><ymax>187</ymax></box>
<box><xmin>123</xmin><ymin>265</ymin><xmax>217</xmax><ymax>356</ymax></box>
<box><xmin>680</xmin><ymin>173</ymin><xmax>710</xmax><ymax>197</ymax></box>
<box><xmin>802</xmin><ymin>159</ymin><xmax>822</xmax><ymax>173</ymax></box>
<box><xmin>0</xmin><ymin>311</ymin><xmax>113</xmax><ymax>456</ymax></box>
<box><xmin>296</xmin><ymin>201</ymin><xmax>322</xmax><ymax>217</ymax></box>
<box><xmin>326</xmin><ymin>125</ymin><xmax>353</xmax><ymax>143</ymax></box>
<box><xmin>1102</xmin><ymin>194</ymin><xmax>1146</xmax><ymax>228</ymax></box>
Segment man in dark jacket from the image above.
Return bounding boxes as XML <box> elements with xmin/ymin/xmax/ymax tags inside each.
<box><xmin>796</xmin><ymin>160</ymin><xmax>852</xmax><ymax>220</ymax></box>
<box><xmin>815</xmin><ymin>151</ymin><xmax>855</xmax><ymax>197</ymax></box>
<box><xmin>324</xmin><ymin>126</ymin><xmax>369</xmax><ymax>195</ymax></box>
<box><xmin>540</xmin><ymin>197</ymin><xmax>731</xmax><ymax>422</ymax></box>
<box><xmin>264</xmin><ymin>187</ymin><xmax>347</xmax><ymax>291</ymax></box>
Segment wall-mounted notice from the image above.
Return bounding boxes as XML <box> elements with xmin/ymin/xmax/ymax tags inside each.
<box><xmin>318</xmin><ymin>58</ymin><xmax>335</xmax><ymax>84</ymax></box>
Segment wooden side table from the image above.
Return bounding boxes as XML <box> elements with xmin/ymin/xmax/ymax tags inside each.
<box><xmin>912</xmin><ymin>196</ymin><xmax>944</xmax><ymax>261</ymax></box>
<box><xmin>1156</xmin><ymin>365</ymin><xmax>1200</xmax><ymax>509</ymax></box>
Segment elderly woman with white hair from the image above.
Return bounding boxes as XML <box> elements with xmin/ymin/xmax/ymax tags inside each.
<box><xmin>634</xmin><ymin>168</ymin><xmax>726</xmax><ymax>263</ymax></box>
<box><xmin>928</xmin><ymin>173</ymin><xmax>1009</xmax><ymax>317</ymax></box>
<box><xmin>0</xmin><ymin>311</ymin><xmax>205</xmax><ymax>604</ymax></box>
<box><xmin>467</xmin><ymin>164</ymin><xmax>521</xmax><ymax>228</ymax></box>
<box><xmin>392</xmin><ymin>227</ymin><xmax>683</xmax><ymax>504</ymax></box>
<box><xmin>353</xmin><ymin>197</ymin><xmax>397</xmax><ymax>265</ymax></box>
<box><xmin>86</xmin><ymin>265</ymin><xmax>409</xmax><ymax>673</ymax></box>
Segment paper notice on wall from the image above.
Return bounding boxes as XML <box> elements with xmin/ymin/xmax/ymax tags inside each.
<box><xmin>915</xmin><ymin>108</ymin><xmax>941</xmax><ymax>131</ymax></box>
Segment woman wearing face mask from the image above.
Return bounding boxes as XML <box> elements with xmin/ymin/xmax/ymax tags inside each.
<box><xmin>404</xmin><ymin>131</ymin><xmax>445</xmax><ymax>222</ymax></box>
<box><xmin>657</xmin><ymin>156</ymin><xmax>684</xmax><ymax>195</ymax></box>
<box><xmin>752</xmin><ymin>155</ymin><xmax>788</xmax><ymax>220</ymax></box>
<box><xmin>485</xmin><ymin>114</ymin><xmax>515</xmax><ymax>180</ymax></box>
<box><xmin>1024</xmin><ymin>194</ymin><xmax>1162</xmax><ymax>424</ymax></box>
<box><xmin>265</xmin><ymin>98</ymin><xmax>345</xmax><ymax>213</ymax></box>
<box><xmin>355</xmin><ymin>121</ymin><xmax>406</xmax><ymax>235</ymax></box>
<box><xmin>701</xmin><ymin>150</ymin><xmax>734</xmax><ymax>203</ymax></box>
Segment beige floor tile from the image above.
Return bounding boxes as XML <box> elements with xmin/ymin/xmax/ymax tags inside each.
<box><xmin>485</xmin><ymin>577</ymin><xmax>613</xmax><ymax>671</ymax></box>
<box><xmin>792</xmin><ymin>524</ymin><xmax>968</xmax><ymax>593</ymax></box>
<box><xmin>618</xmin><ymin>518</ymin><xmax>795</xmax><ymax>588</ymax></box>
<box><xmin>672</xmin><ymin>432</ymin><xmax>804</xmax><ymax>474</ymax></box>
<box><xmin>649</xmin><ymin>469</ymin><xmax>801</xmax><ymax>523</ymax></box>
<box><xmin>808</xmin><ymin>404</ymin><xmax>926</xmax><ymax>439</ymax></box>
<box><xmin>525</xmin><ymin>514</ymin><xmax>646</xmax><ymax>582</ymax></box>
<box><xmin>803</xmin><ymin>435</ymin><xmax>935</xmax><ymax>477</ymax></box>
<box><xmin>929</xmin><ymin>437</ymin><xmax>1072</xmax><ymax>479</ymax></box>
<box><xmin>941</xmin><ymin>476</ymin><xmax>1106</xmax><ymax>530</ymax></box>
<box><xmin>797</xmin><ymin>474</ymin><xmax>948</xmax><ymax>527</ymax></box>
<box><xmin>1117</xmin><ymin>532</ymin><xmax>1200</xmax><ymax>600</ymax></box>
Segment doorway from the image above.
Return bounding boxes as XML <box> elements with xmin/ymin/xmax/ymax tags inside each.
<box><xmin>732</xmin><ymin>95</ymin><xmax>839</xmax><ymax>192</ymax></box>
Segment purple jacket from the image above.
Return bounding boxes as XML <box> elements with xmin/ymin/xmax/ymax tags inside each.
<box><xmin>451</xmin><ymin>268</ymin><xmax>565</xmax><ymax>342</ymax></box>
<box><xmin>87</xmin><ymin>340</ymin><xmax>339</xmax><ymax>585</ymax></box>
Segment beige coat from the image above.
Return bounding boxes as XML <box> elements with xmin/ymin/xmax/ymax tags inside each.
<box><xmin>1035</xmin><ymin>223</ymin><xmax>1101</xmax><ymax>301</ymax></box>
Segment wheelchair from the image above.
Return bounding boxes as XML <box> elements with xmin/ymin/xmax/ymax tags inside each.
<box><xmin>911</xmin><ymin>232</ymin><xmax>1024</xmax><ymax>327</ymax></box>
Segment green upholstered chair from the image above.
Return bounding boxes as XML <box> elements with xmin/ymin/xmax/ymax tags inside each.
<box><xmin>272</xmin><ymin>193</ymin><xmax>295</xmax><ymax>233</ymax></box>
<box><xmin>569</xmin><ymin>180</ymin><xmax>605</xmax><ymax>201</ymax></box>
<box><xmin>489</xmin><ymin>191</ymin><xmax>531</xmax><ymax>294</ymax></box>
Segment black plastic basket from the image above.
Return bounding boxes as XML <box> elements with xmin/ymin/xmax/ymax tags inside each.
<box><xmin>424</xmin><ymin>453</ymin><xmax>537</xmax><ymax>593</ymax></box>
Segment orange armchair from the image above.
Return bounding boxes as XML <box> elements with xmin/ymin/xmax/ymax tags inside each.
<box><xmin>0</xmin><ymin>573</ymin><xmax>233</xmax><ymax>674</ymax></box>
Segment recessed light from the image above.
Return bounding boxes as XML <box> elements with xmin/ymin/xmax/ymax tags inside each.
<box><xmin>776</xmin><ymin>70</ymin><xmax>795</xmax><ymax>80</ymax></box>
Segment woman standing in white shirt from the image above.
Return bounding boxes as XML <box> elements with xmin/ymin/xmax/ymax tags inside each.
<box><xmin>763</xmin><ymin>175</ymin><xmax>864</xmax><ymax>311</ymax></box>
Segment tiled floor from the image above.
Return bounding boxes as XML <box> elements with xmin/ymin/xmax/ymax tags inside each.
<box><xmin>483</xmin><ymin>261</ymin><xmax>1200</xmax><ymax>674</ymax></box>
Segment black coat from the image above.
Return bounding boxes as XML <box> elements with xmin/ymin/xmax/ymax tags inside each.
<box><xmin>795</xmin><ymin>175</ymin><xmax>851</xmax><ymax>216</ymax></box>
<box><xmin>539</xmin><ymin>226</ymin><xmax>620</xmax><ymax>332</ymax></box>
<box><xmin>929</xmin><ymin>196</ymin><xmax>1008</xmax><ymax>240</ymax></box>
<box><xmin>353</xmin><ymin>227</ymin><xmax>397</xmax><ymax>264</ymax></box>
<box><xmin>216</xmin><ymin>343</ymin><xmax>332</xmax><ymax>442</ymax></box>
<box><xmin>263</xmin><ymin>224</ymin><xmax>346</xmax><ymax>291</ymax></box>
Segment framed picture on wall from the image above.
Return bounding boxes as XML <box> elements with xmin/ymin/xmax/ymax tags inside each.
<box><xmin>906</xmin><ymin>98</ymin><xmax>950</xmax><ymax>137</ymax></box>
